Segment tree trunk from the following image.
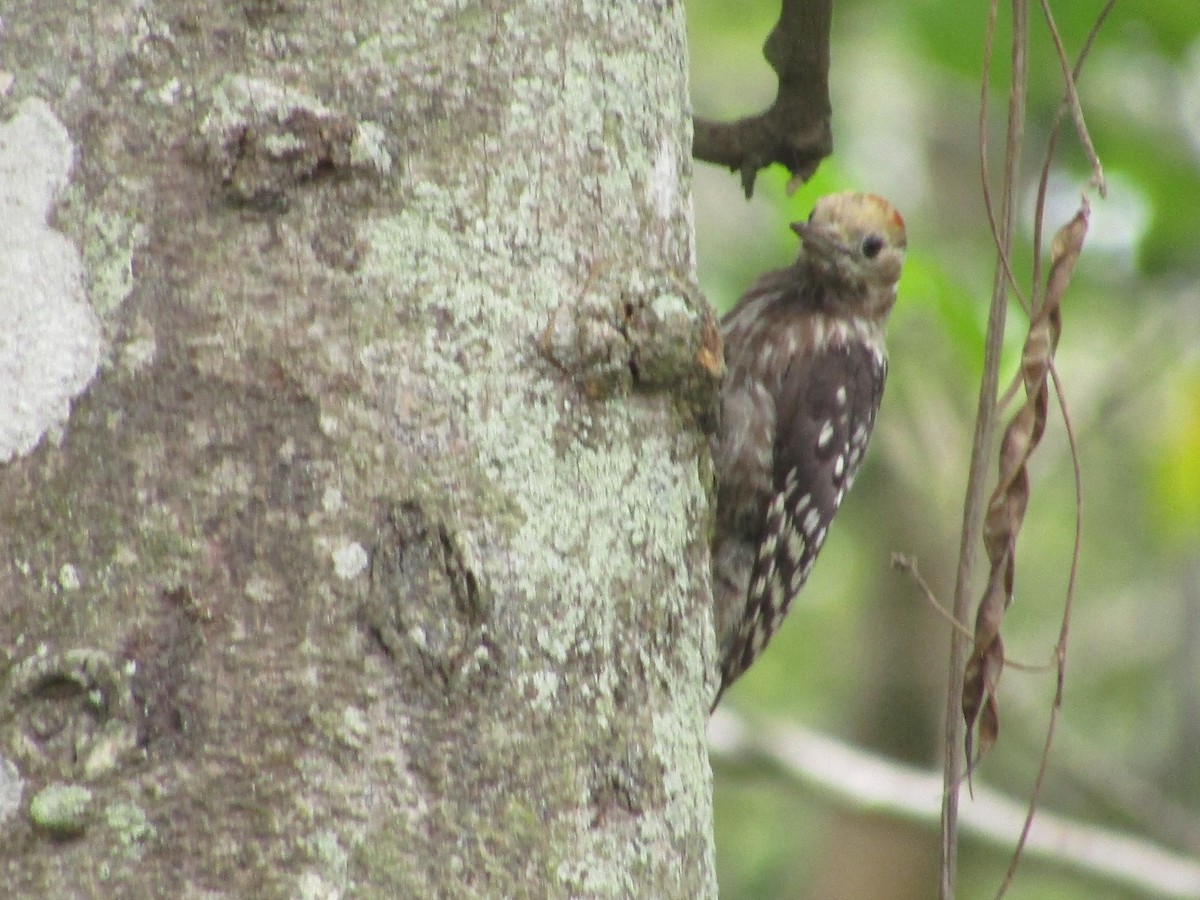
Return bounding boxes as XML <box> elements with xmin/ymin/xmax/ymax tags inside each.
<box><xmin>0</xmin><ymin>1</ymin><xmax>719</xmax><ymax>895</ymax></box>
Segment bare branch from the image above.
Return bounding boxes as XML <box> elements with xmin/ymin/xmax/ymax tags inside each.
<box><xmin>965</xmin><ymin>202</ymin><xmax>1088</xmax><ymax>775</ymax></box>
<box><xmin>894</xmin><ymin>553</ymin><xmax>1056</xmax><ymax>675</ymax></box>
<box><xmin>996</xmin><ymin>354</ymin><xmax>1085</xmax><ymax>897</ymax></box>
<box><xmin>692</xmin><ymin>0</ymin><xmax>833</xmax><ymax>198</ymax></box>
<box><xmin>1030</xmin><ymin>0</ymin><xmax>1116</xmax><ymax>297</ymax></box>
<box><xmin>962</xmin><ymin>10</ymin><xmax>1116</xmax><ymax>895</ymax></box>
<box><xmin>709</xmin><ymin>711</ymin><xmax>1200</xmax><ymax>900</ymax></box>
<box><xmin>1037</xmin><ymin>0</ymin><xmax>1107</xmax><ymax>198</ymax></box>
<box><xmin>942</xmin><ymin>3</ymin><xmax>1029</xmax><ymax>894</ymax></box>
<box><xmin>892</xmin><ymin>553</ymin><xmax>973</xmax><ymax>640</ymax></box>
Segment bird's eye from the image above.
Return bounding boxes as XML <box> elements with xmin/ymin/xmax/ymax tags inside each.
<box><xmin>861</xmin><ymin>234</ymin><xmax>885</xmax><ymax>259</ymax></box>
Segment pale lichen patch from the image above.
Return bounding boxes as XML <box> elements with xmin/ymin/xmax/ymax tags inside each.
<box><xmin>0</xmin><ymin>98</ymin><xmax>102</xmax><ymax>463</ymax></box>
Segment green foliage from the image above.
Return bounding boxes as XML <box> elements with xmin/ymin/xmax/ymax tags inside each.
<box><xmin>1152</xmin><ymin>372</ymin><xmax>1200</xmax><ymax>544</ymax></box>
<box><xmin>692</xmin><ymin>1</ymin><xmax>1200</xmax><ymax>897</ymax></box>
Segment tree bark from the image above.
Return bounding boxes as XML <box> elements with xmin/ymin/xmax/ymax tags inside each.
<box><xmin>0</xmin><ymin>1</ymin><xmax>719</xmax><ymax>895</ymax></box>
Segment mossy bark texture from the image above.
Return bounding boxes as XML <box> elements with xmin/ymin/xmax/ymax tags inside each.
<box><xmin>0</xmin><ymin>1</ymin><xmax>718</xmax><ymax>896</ymax></box>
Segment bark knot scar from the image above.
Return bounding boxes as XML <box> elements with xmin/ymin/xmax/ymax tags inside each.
<box><xmin>1</xmin><ymin>647</ymin><xmax>140</xmax><ymax>781</ymax></box>
<box><xmin>539</xmin><ymin>269</ymin><xmax>722</xmax><ymax>416</ymax></box>
<box><xmin>201</xmin><ymin>74</ymin><xmax>392</xmax><ymax>206</ymax></box>
<box><xmin>364</xmin><ymin>500</ymin><xmax>492</xmax><ymax>692</ymax></box>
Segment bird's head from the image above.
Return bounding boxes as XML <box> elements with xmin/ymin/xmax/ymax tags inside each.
<box><xmin>791</xmin><ymin>192</ymin><xmax>907</xmax><ymax>311</ymax></box>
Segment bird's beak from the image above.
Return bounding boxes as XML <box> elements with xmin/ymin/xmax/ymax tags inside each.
<box><xmin>790</xmin><ymin>220</ymin><xmax>851</xmax><ymax>261</ymax></box>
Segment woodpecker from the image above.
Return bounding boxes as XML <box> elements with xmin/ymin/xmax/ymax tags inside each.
<box><xmin>711</xmin><ymin>192</ymin><xmax>907</xmax><ymax>706</ymax></box>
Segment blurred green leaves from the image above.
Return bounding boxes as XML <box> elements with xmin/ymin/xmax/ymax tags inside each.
<box><xmin>692</xmin><ymin>1</ymin><xmax>1200</xmax><ymax>898</ymax></box>
<box><xmin>1152</xmin><ymin>370</ymin><xmax>1200</xmax><ymax>545</ymax></box>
